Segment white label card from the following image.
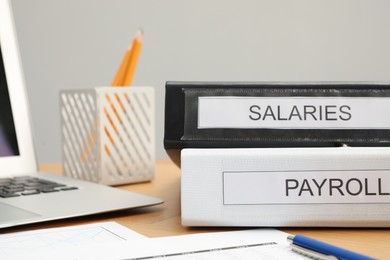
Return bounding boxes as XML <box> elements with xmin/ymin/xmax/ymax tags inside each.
<box><xmin>223</xmin><ymin>170</ymin><xmax>390</xmax><ymax>205</ymax></box>
<box><xmin>198</xmin><ymin>96</ymin><xmax>390</xmax><ymax>129</ymax></box>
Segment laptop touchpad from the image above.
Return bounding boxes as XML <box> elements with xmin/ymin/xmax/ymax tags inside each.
<box><xmin>0</xmin><ymin>202</ymin><xmax>40</xmax><ymax>223</ymax></box>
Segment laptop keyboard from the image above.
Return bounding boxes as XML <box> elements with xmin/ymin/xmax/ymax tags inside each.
<box><xmin>0</xmin><ymin>176</ymin><xmax>78</xmax><ymax>198</ymax></box>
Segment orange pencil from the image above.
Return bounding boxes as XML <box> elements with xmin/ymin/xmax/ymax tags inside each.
<box><xmin>111</xmin><ymin>29</ymin><xmax>143</xmax><ymax>86</ymax></box>
<box><xmin>111</xmin><ymin>44</ymin><xmax>133</xmax><ymax>86</ymax></box>
<box><xmin>122</xmin><ymin>29</ymin><xmax>143</xmax><ymax>86</ymax></box>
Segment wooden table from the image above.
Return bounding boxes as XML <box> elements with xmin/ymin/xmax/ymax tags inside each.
<box><xmin>3</xmin><ymin>160</ymin><xmax>389</xmax><ymax>259</ymax></box>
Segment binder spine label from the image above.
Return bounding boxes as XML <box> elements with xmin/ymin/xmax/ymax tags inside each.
<box><xmin>198</xmin><ymin>97</ymin><xmax>390</xmax><ymax>129</ymax></box>
<box><xmin>223</xmin><ymin>170</ymin><xmax>390</xmax><ymax>205</ymax></box>
<box><xmin>175</xmin><ymin>85</ymin><xmax>390</xmax><ymax>145</ymax></box>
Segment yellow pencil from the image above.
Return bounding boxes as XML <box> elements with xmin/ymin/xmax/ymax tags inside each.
<box><xmin>122</xmin><ymin>29</ymin><xmax>143</xmax><ymax>86</ymax></box>
<box><xmin>111</xmin><ymin>29</ymin><xmax>143</xmax><ymax>87</ymax></box>
<box><xmin>111</xmin><ymin>44</ymin><xmax>133</xmax><ymax>86</ymax></box>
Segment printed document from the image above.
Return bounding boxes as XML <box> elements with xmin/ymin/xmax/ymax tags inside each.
<box><xmin>0</xmin><ymin>222</ymin><xmax>306</xmax><ymax>259</ymax></box>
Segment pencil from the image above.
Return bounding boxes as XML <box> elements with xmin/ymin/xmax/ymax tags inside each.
<box><xmin>111</xmin><ymin>44</ymin><xmax>133</xmax><ymax>86</ymax></box>
<box><xmin>122</xmin><ymin>29</ymin><xmax>143</xmax><ymax>86</ymax></box>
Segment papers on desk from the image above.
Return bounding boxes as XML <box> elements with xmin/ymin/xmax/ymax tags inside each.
<box><xmin>0</xmin><ymin>222</ymin><xmax>146</xmax><ymax>260</ymax></box>
<box><xmin>1</xmin><ymin>222</ymin><xmax>307</xmax><ymax>260</ymax></box>
<box><xmin>124</xmin><ymin>229</ymin><xmax>308</xmax><ymax>260</ymax></box>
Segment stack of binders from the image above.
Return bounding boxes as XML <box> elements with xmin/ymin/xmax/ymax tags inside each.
<box><xmin>164</xmin><ymin>81</ymin><xmax>390</xmax><ymax>227</ymax></box>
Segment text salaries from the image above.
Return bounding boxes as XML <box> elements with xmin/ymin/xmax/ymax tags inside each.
<box><xmin>249</xmin><ymin>105</ymin><xmax>352</xmax><ymax>121</ymax></box>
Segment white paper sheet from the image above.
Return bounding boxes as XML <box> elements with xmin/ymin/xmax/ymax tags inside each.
<box><xmin>1</xmin><ymin>223</ymin><xmax>306</xmax><ymax>260</ymax></box>
<box><xmin>132</xmin><ymin>229</ymin><xmax>307</xmax><ymax>260</ymax></box>
<box><xmin>0</xmin><ymin>222</ymin><xmax>146</xmax><ymax>260</ymax></box>
<box><xmin>74</xmin><ymin>229</ymin><xmax>307</xmax><ymax>260</ymax></box>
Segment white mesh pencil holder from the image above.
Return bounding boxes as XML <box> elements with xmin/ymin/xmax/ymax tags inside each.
<box><xmin>60</xmin><ymin>86</ymin><xmax>155</xmax><ymax>185</ymax></box>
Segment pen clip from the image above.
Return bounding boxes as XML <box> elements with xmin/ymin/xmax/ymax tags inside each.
<box><xmin>290</xmin><ymin>244</ymin><xmax>338</xmax><ymax>260</ymax></box>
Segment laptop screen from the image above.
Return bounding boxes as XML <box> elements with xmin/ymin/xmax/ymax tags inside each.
<box><xmin>0</xmin><ymin>43</ymin><xmax>19</xmax><ymax>157</ymax></box>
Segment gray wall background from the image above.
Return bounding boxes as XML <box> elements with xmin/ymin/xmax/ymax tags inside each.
<box><xmin>10</xmin><ymin>0</ymin><xmax>390</xmax><ymax>163</ymax></box>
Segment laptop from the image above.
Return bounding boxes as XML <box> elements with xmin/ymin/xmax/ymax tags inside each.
<box><xmin>0</xmin><ymin>0</ymin><xmax>162</xmax><ymax>229</ymax></box>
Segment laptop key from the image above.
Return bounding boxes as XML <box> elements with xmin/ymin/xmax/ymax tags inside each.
<box><xmin>40</xmin><ymin>188</ymin><xmax>60</xmax><ymax>193</ymax></box>
<box><xmin>6</xmin><ymin>184</ymin><xmax>24</xmax><ymax>188</ymax></box>
<box><xmin>52</xmin><ymin>184</ymin><xmax>67</xmax><ymax>188</ymax></box>
<box><xmin>0</xmin><ymin>192</ymin><xmax>20</xmax><ymax>198</ymax></box>
<box><xmin>60</xmin><ymin>187</ymin><xmax>78</xmax><ymax>191</ymax></box>
<box><xmin>4</xmin><ymin>187</ymin><xmax>25</xmax><ymax>193</ymax></box>
<box><xmin>21</xmin><ymin>190</ymin><xmax>41</xmax><ymax>196</ymax></box>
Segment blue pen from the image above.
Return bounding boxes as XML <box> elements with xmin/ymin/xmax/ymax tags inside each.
<box><xmin>287</xmin><ymin>235</ymin><xmax>376</xmax><ymax>260</ymax></box>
